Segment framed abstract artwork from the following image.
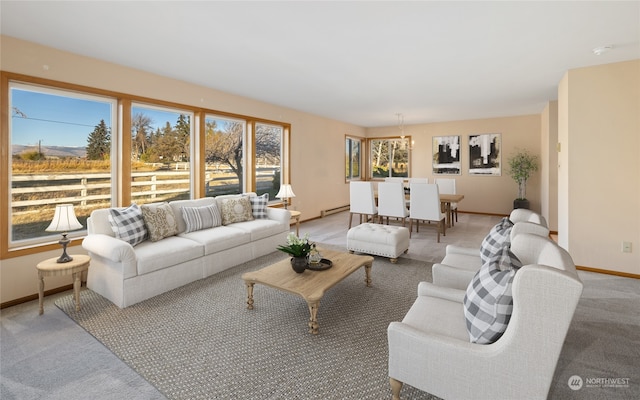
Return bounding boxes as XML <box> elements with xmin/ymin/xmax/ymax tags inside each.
<box><xmin>432</xmin><ymin>135</ymin><xmax>461</xmax><ymax>175</ymax></box>
<box><xmin>468</xmin><ymin>133</ymin><xmax>501</xmax><ymax>176</ymax></box>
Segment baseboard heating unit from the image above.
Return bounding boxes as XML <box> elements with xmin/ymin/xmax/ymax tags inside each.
<box><xmin>321</xmin><ymin>205</ymin><xmax>350</xmax><ymax>217</ymax></box>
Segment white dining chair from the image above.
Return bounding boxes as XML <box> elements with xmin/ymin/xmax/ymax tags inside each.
<box><xmin>435</xmin><ymin>178</ymin><xmax>458</xmax><ymax>226</ymax></box>
<box><xmin>408</xmin><ymin>183</ymin><xmax>446</xmax><ymax>242</ymax></box>
<box><xmin>349</xmin><ymin>181</ymin><xmax>377</xmax><ymax>228</ymax></box>
<box><xmin>377</xmin><ymin>182</ymin><xmax>409</xmax><ymax>226</ymax></box>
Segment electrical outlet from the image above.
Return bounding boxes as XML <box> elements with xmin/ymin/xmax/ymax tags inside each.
<box><xmin>622</xmin><ymin>241</ymin><xmax>632</xmax><ymax>253</ymax></box>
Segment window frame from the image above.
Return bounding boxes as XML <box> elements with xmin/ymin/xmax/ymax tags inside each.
<box><xmin>204</xmin><ymin>114</ymin><xmax>248</xmax><ymax>196</ymax></box>
<box><xmin>345</xmin><ymin>135</ymin><xmax>364</xmax><ymax>182</ymax></box>
<box><xmin>368</xmin><ymin>136</ymin><xmax>412</xmax><ymax>180</ymax></box>
<box><xmin>7</xmin><ymin>80</ymin><xmax>118</xmax><ymax>250</ymax></box>
<box><xmin>131</xmin><ymin>102</ymin><xmax>195</xmax><ymax>204</ymax></box>
<box><xmin>0</xmin><ymin>71</ymin><xmax>291</xmax><ymax>259</ymax></box>
<box><xmin>254</xmin><ymin>122</ymin><xmax>284</xmax><ymax>201</ymax></box>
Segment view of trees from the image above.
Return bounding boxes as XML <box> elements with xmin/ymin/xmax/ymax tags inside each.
<box><xmin>371</xmin><ymin>138</ymin><xmax>409</xmax><ymax>178</ymax></box>
<box><xmin>205</xmin><ymin>118</ymin><xmax>243</xmax><ymax>185</ymax></box>
<box><xmin>131</xmin><ymin>113</ymin><xmax>190</xmax><ymax>164</ymax></box>
<box><xmin>204</xmin><ymin>119</ymin><xmax>282</xmax><ymax>194</ymax></box>
<box><xmin>86</xmin><ymin>119</ymin><xmax>111</xmax><ymax>160</ymax></box>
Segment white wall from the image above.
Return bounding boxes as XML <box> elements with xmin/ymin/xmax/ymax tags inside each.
<box><xmin>559</xmin><ymin>60</ymin><xmax>640</xmax><ymax>274</ymax></box>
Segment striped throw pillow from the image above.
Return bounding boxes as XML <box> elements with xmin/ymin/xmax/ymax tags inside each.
<box><xmin>181</xmin><ymin>203</ymin><xmax>222</xmax><ymax>233</ymax></box>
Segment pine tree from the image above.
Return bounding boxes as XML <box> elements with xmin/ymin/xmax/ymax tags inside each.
<box><xmin>175</xmin><ymin>114</ymin><xmax>190</xmax><ymax>161</ymax></box>
<box><xmin>86</xmin><ymin>119</ymin><xmax>111</xmax><ymax>160</ymax></box>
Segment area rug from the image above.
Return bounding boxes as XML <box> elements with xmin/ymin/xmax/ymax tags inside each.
<box><xmin>56</xmin><ymin>249</ymin><xmax>440</xmax><ymax>400</ymax></box>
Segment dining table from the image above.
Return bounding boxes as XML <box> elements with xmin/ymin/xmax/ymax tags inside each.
<box><xmin>438</xmin><ymin>193</ymin><xmax>465</xmax><ymax>228</ymax></box>
<box><xmin>374</xmin><ymin>190</ymin><xmax>464</xmax><ymax>228</ymax></box>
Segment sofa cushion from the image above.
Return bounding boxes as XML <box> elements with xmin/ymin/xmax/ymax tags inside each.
<box><xmin>249</xmin><ymin>193</ymin><xmax>269</xmax><ymax>219</ymax></box>
<box><xmin>108</xmin><ymin>204</ymin><xmax>148</xmax><ymax>246</ymax></box>
<box><xmin>135</xmin><ymin>236</ymin><xmax>204</xmax><ymax>275</ymax></box>
<box><xmin>141</xmin><ymin>202</ymin><xmax>179</xmax><ymax>242</ymax></box>
<box><xmin>181</xmin><ymin>203</ymin><xmax>222</xmax><ymax>233</ymax></box>
<box><xmin>480</xmin><ymin>217</ymin><xmax>514</xmax><ymax>264</ymax></box>
<box><xmin>226</xmin><ymin>218</ymin><xmax>286</xmax><ymax>241</ymax></box>
<box><xmin>401</xmin><ymin>293</ymin><xmax>470</xmax><ymax>342</ymax></box>
<box><xmin>179</xmin><ymin>225</ymin><xmax>251</xmax><ymax>255</ymax></box>
<box><xmin>219</xmin><ymin>196</ymin><xmax>254</xmax><ymax>225</ymax></box>
<box><xmin>463</xmin><ymin>246</ymin><xmax>522</xmax><ymax>344</ymax></box>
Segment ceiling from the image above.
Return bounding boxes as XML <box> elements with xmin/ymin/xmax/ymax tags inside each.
<box><xmin>1</xmin><ymin>1</ymin><xmax>639</xmax><ymax>127</ymax></box>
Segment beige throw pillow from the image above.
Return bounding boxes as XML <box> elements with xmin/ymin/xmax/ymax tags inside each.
<box><xmin>220</xmin><ymin>196</ymin><xmax>254</xmax><ymax>225</ymax></box>
<box><xmin>141</xmin><ymin>202</ymin><xmax>179</xmax><ymax>242</ymax></box>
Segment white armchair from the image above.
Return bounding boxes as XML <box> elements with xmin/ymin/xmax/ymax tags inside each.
<box><xmin>388</xmin><ymin>235</ymin><xmax>583</xmax><ymax>400</ymax></box>
<box><xmin>434</xmin><ymin>221</ymin><xmax>551</xmax><ymax>289</ymax></box>
<box><xmin>509</xmin><ymin>208</ymin><xmax>548</xmax><ymax>227</ymax></box>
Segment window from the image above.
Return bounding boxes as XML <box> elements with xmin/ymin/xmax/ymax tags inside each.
<box><xmin>204</xmin><ymin>115</ymin><xmax>246</xmax><ymax>196</ymax></box>
<box><xmin>345</xmin><ymin>136</ymin><xmax>363</xmax><ymax>181</ymax></box>
<box><xmin>131</xmin><ymin>104</ymin><xmax>193</xmax><ymax>204</ymax></box>
<box><xmin>1</xmin><ymin>72</ymin><xmax>291</xmax><ymax>257</ymax></box>
<box><xmin>255</xmin><ymin>122</ymin><xmax>283</xmax><ymax>199</ymax></box>
<box><xmin>369</xmin><ymin>138</ymin><xmax>411</xmax><ymax>179</ymax></box>
<box><xmin>8</xmin><ymin>82</ymin><xmax>116</xmax><ymax>247</ymax></box>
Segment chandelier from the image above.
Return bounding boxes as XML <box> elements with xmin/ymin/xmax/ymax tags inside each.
<box><xmin>396</xmin><ymin>113</ymin><xmax>414</xmax><ymax>150</ymax></box>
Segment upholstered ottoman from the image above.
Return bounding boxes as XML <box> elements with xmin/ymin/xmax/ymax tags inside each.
<box><xmin>347</xmin><ymin>223</ymin><xmax>410</xmax><ymax>263</ymax></box>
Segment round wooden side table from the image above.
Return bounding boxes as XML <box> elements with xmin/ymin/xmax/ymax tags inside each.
<box><xmin>36</xmin><ymin>254</ymin><xmax>91</xmax><ymax>315</ymax></box>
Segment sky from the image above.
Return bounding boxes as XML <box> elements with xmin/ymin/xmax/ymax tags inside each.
<box><xmin>10</xmin><ymin>88</ymin><xmax>186</xmax><ymax>149</ymax></box>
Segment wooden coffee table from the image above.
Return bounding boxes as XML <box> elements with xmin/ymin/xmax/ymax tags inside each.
<box><xmin>242</xmin><ymin>248</ymin><xmax>374</xmax><ymax>334</ymax></box>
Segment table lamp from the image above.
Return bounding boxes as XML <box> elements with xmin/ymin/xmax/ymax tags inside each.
<box><xmin>46</xmin><ymin>204</ymin><xmax>83</xmax><ymax>263</ymax></box>
<box><xmin>276</xmin><ymin>184</ymin><xmax>296</xmax><ymax>210</ymax></box>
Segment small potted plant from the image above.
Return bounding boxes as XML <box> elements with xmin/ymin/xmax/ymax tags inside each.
<box><xmin>277</xmin><ymin>232</ymin><xmax>312</xmax><ymax>273</ymax></box>
<box><xmin>507</xmin><ymin>149</ymin><xmax>538</xmax><ymax>209</ymax></box>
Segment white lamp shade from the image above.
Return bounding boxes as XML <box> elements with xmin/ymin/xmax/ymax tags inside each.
<box><xmin>276</xmin><ymin>184</ymin><xmax>296</xmax><ymax>199</ymax></box>
<box><xmin>46</xmin><ymin>204</ymin><xmax>83</xmax><ymax>232</ymax></box>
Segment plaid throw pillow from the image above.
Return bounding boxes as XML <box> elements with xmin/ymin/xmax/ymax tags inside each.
<box><xmin>480</xmin><ymin>217</ymin><xmax>514</xmax><ymax>264</ymax></box>
<box><xmin>249</xmin><ymin>193</ymin><xmax>269</xmax><ymax>219</ymax></box>
<box><xmin>181</xmin><ymin>203</ymin><xmax>222</xmax><ymax>233</ymax></box>
<box><xmin>463</xmin><ymin>246</ymin><xmax>523</xmax><ymax>344</ymax></box>
<box><xmin>108</xmin><ymin>203</ymin><xmax>148</xmax><ymax>246</ymax></box>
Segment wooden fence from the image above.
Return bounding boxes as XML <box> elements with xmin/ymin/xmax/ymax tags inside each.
<box><xmin>11</xmin><ymin>169</ymin><xmax>279</xmax><ymax>213</ymax></box>
<box><xmin>11</xmin><ymin>171</ymin><xmax>191</xmax><ymax>211</ymax></box>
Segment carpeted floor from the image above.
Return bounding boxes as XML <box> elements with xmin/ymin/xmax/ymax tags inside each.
<box><xmin>55</xmin><ymin>249</ymin><xmax>440</xmax><ymax>400</ymax></box>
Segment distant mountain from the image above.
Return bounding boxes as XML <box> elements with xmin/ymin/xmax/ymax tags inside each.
<box><xmin>12</xmin><ymin>144</ymin><xmax>86</xmax><ymax>158</ymax></box>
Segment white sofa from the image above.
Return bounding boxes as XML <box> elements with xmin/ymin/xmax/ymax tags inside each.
<box><xmin>82</xmin><ymin>195</ymin><xmax>290</xmax><ymax>308</ymax></box>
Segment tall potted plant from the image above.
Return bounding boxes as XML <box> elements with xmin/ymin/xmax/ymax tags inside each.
<box><xmin>507</xmin><ymin>149</ymin><xmax>538</xmax><ymax>209</ymax></box>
